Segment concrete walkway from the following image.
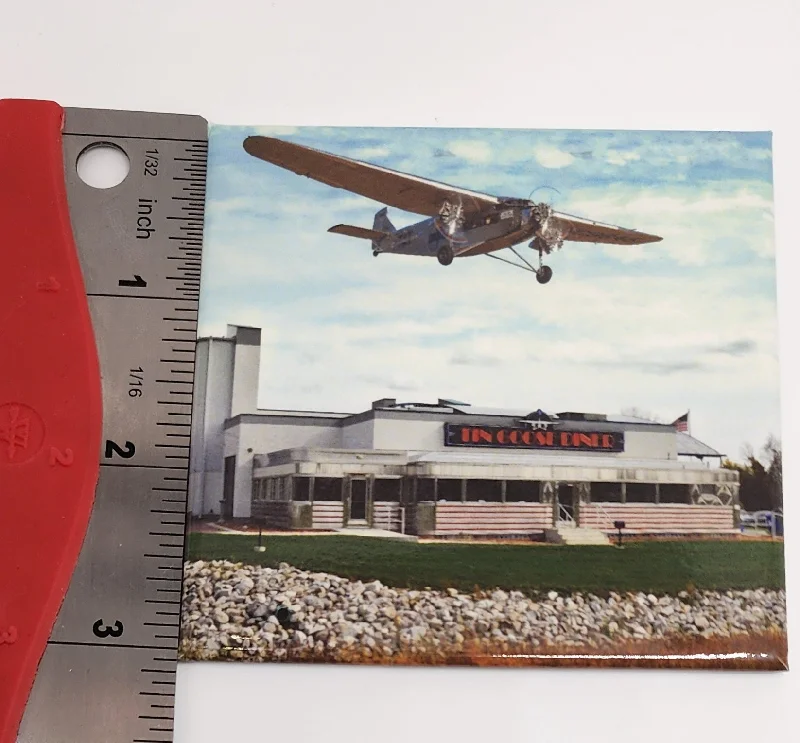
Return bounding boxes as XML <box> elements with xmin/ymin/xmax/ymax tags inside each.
<box><xmin>191</xmin><ymin>521</ymin><xmax>418</xmax><ymax>541</ymax></box>
<box><xmin>335</xmin><ymin>527</ymin><xmax>418</xmax><ymax>542</ymax></box>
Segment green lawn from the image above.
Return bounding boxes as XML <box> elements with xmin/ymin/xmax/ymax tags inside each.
<box><xmin>186</xmin><ymin>534</ymin><xmax>785</xmax><ymax>595</ymax></box>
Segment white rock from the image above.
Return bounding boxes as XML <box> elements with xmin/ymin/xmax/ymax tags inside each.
<box><xmin>180</xmin><ymin>560</ymin><xmax>787</xmax><ymax>662</ymax></box>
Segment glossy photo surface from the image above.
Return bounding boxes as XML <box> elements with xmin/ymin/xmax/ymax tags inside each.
<box><xmin>181</xmin><ymin>126</ymin><xmax>785</xmax><ymax>669</ymax></box>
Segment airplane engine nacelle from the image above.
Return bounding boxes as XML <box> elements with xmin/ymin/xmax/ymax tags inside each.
<box><xmin>531</xmin><ymin>235</ymin><xmax>555</xmax><ymax>255</ymax></box>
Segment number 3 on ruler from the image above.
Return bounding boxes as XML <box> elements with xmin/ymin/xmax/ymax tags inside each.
<box><xmin>104</xmin><ymin>440</ymin><xmax>136</xmax><ymax>459</ymax></box>
<box><xmin>92</xmin><ymin>619</ymin><xmax>124</xmax><ymax>638</ymax></box>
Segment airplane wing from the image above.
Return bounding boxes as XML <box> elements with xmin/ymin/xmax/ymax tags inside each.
<box><xmin>243</xmin><ymin>136</ymin><xmax>500</xmax><ymax>218</ymax></box>
<box><xmin>549</xmin><ymin>211</ymin><xmax>662</xmax><ymax>245</ymax></box>
<box><xmin>459</xmin><ymin>210</ymin><xmax>662</xmax><ymax>258</ymax></box>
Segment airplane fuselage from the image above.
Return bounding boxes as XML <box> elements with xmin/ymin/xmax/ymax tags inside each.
<box><xmin>374</xmin><ymin>204</ymin><xmax>539</xmax><ymax>260</ymax></box>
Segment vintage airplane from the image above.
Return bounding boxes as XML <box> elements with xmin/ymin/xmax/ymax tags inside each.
<box><xmin>243</xmin><ymin>136</ymin><xmax>662</xmax><ymax>284</ymax></box>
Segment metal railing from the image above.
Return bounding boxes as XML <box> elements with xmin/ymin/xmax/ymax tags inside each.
<box><xmin>586</xmin><ymin>501</ymin><xmax>616</xmax><ymax>532</ymax></box>
<box><xmin>557</xmin><ymin>503</ymin><xmax>575</xmax><ymax>526</ymax></box>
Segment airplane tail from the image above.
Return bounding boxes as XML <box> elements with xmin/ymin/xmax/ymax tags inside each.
<box><xmin>328</xmin><ymin>208</ymin><xmax>396</xmax><ymax>254</ymax></box>
<box><xmin>372</xmin><ymin>207</ymin><xmax>396</xmax><ymax>234</ymax></box>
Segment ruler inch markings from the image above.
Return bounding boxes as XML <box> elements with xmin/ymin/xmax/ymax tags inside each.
<box><xmin>19</xmin><ymin>110</ymin><xmax>205</xmax><ymax>743</ymax></box>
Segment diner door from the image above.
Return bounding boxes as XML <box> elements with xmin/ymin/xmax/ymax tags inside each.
<box><xmin>221</xmin><ymin>456</ymin><xmax>235</xmax><ymax>519</ymax></box>
<box><xmin>557</xmin><ymin>483</ymin><xmax>576</xmax><ymax>525</ymax></box>
<box><xmin>349</xmin><ymin>477</ymin><xmax>368</xmax><ymax>523</ymax></box>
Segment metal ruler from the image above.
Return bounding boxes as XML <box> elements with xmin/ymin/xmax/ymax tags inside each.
<box><xmin>16</xmin><ymin>108</ymin><xmax>207</xmax><ymax>743</ymax></box>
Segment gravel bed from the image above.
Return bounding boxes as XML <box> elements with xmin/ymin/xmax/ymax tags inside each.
<box><xmin>179</xmin><ymin>560</ymin><xmax>786</xmax><ymax>661</ymax></box>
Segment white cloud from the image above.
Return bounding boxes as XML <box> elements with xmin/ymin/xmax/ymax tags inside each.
<box><xmin>207</xmin><ymin>193</ymin><xmax>377</xmax><ymax>224</ymax></box>
<box><xmin>351</xmin><ymin>145</ymin><xmax>391</xmax><ymax>160</ymax></box>
<box><xmin>566</xmin><ymin>185</ymin><xmax>772</xmax><ymax>220</ymax></box>
<box><xmin>448</xmin><ymin>140</ymin><xmax>492</xmax><ymax>163</ymax></box>
<box><xmin>606</xmin><ymin>149</ymin><xmax>641</xmax><ymax>166</ymax></box>
<box><xmin>250</xmin><ymin>125</ymin><xmax>299</xmax><ymax>136</ymax></box>
<box><xmin>196</xmin><ymin>258</ymin><xmax>780</xmax><ymax>458</ymax></box>
<box><xmin>533</xmin><ymin>145</ymin><xmax>575</xmax><ymax>169</ymax></box>
<box><xmin>562</xmin><ymin>183</ymin><xmax>775</xmax><ymax>265</ymax></box>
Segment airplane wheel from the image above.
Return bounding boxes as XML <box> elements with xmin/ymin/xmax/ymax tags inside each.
<box><xmin>536</xmin><ymin>265</ymin><xmax>553</xmax><ymax>284</ymax></box>
<box><xmin>437</xmin><ymin>245</ymin><xmax>454</xmax><ymax>266</ymax></box>
<box><xmin>372</xmin><ymin>250</ymin><xmax>379</xmax><ymax>257</ymax></box>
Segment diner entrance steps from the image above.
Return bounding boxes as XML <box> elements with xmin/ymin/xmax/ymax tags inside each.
<box><xmin>544</xmin><ymin>526</ymin><xmax>611</xmax><ymax>546</ymax></box>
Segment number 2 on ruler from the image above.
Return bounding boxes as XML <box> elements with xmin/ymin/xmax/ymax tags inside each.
<box><xmin>104</xmin><ymin>440</ymin><xmax>136</xmax><ymax>459</ymax></box>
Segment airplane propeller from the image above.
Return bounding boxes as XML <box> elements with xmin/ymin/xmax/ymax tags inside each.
<box><xmin>438</xmin><ymin>198</ymin><xmax>465</xmax><ymax>238</ymax></box>
<box><xmin>434</xmin><ymin>196</ymin><xmax>473</xmax><ymax>246</ymax></box>
<box><xmin>527</xmin><ymin>185</ymin><xmax>562</xmax><ymax>206</ymax></box>
<box><xmin>522</xmin><ymin>186</ymin><xmax>566</xmax><ymax>257</ymax></box>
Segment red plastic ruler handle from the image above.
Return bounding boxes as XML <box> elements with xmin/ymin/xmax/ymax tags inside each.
<box><xmin>0</xmin><ymin>100</ymin><xmax>102</xmax><ymax>743</ymax></box>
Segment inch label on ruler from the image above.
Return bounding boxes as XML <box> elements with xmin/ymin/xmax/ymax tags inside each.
<box><xmin>17</xmin><ymin>109</ymin><xmax>207</xmax><ymax>743</ymax></box>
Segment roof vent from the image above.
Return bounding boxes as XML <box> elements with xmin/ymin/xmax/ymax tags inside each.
<box><xmin>438</xmin><ymin>398</ymin><xmax>470</xmax><ymax>407</ymax></box>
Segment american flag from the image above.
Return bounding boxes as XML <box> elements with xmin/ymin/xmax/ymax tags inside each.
<box><xmin>672</xmin><ymin>411</ymin><xmax>690</xmax><ymax>433</ymax></box>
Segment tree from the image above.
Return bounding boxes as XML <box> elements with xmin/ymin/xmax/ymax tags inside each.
<box><xmin>721</xmin><ymin>436</ymin><xmax>782</xmax><ymax>512</ymax></box>
<box><xmin>764</xmin><ymin>436</ymin><xmax>783</xmax><ymax>511</ymax></box>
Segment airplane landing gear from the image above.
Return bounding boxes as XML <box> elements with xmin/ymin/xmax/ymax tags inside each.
<box><xmin>437</xmin><ymin>245</ymin><xmax>454</xmax><ymax>266</ymax></box>
<box><xmin>486</xmin><ymin>242</ymin><xmax>555</xmax><ymax>282</ymax></box>
<box><xmin>372</xmin><ymin>250</ymin><xmax>379</xmax><ymax>257</ymax></box>
<box><xmin>536</xmin><ymin>265</ymin><xmax>553</xmax><ymax>284</ymax></box>
<box><xmin>535</xmin><ymin>243</ymin><xmax>552</xmax><ymax>284</ymax></box>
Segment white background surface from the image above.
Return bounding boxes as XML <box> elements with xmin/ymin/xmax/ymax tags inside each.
<box><xmin>2</xmin><ymin>1</ymin><xmax>798</xmax><ymax>741</ymax></box>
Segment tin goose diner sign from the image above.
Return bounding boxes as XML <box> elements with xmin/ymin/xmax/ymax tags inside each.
<box><xmin>444</xmin><ymin>424</ymin><xmax>625</xmax><ymax>452</ymax></box>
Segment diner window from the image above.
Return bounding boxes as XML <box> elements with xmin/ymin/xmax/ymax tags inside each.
<box><xmin>294</xmin><ymin>477</ymin><xmax>311</xmax><ymax>501</ymax></box>
<box><xmin>314</xmin><ymin>477</ymin><xmax>341</xmax><ymax>501</ymax></box>
<box><xmin>626</xmin><ymin>483</ymin><xmax>657</xmax><ymax>503</ymax></box>
<box><xmin>437</xmin><ymin>479</ymin><xmax>462</xmax><ymax>502</ymax></box>
<box><xmin>466</xmin><ymin>479</ymin><xmax>503</xmax><ymax>502</ymax></box>
<box><xmin>591</xmin><ymin>482</ymin><xmax>624</xmax><ymax>503</ymax></box>
<box><xmin>660</xmin><ymin>484</ymin><xmax>690</xmax><ymax>504</ymax></box>
<box><xmin>374</xmin><ymin>479</ymin><xmax>401</xmax><ymax>501</ymax></box>
<box><xmin>505</xmin><ymin>480</ymin><xmax>540</xmax><ymax>502</ymax></box>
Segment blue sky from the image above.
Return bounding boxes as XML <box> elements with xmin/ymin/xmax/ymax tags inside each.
<box><xmin>200</xmin><ymin>125</ymin><xmax>779</xmax><ymax>461</ymax></box>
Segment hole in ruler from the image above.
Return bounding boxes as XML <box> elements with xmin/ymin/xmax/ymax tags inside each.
<box><xmin>76</xmin><ymin>143</ymin><xmax>130</xmax><ymax>189</ymax></box>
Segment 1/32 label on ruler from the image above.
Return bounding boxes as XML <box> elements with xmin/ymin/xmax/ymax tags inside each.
<box><xmin>61</xmin><ymin>122</ymin><xmax>205</xmax><ymax>301</ymax></box>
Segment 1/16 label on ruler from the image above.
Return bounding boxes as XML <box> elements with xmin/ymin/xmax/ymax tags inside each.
<box><xmin>89</xmin><ymin>297</ymin><xmax>196</xmax><ymax>468</ymax></box>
